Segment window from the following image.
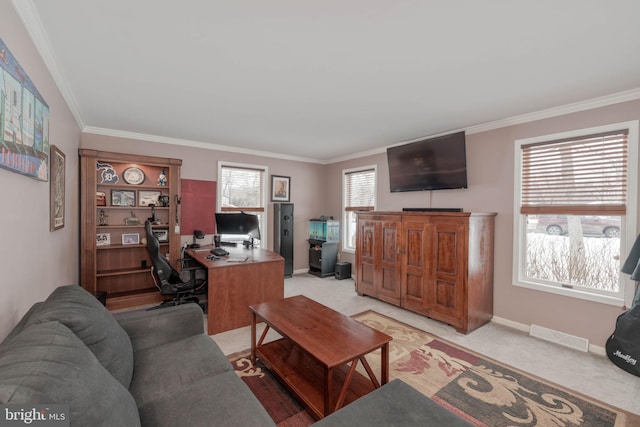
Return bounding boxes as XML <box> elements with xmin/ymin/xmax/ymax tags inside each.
<box><xmin>217</xmin><ymin>162</ymin><xmax>267</xmax><ymax>246</ymax></box>
<box><xmin>343</xmin><ymin>166</ymin><xmax>376</xmax><ymax>252</ymax></box>
<box><xmin>514</xmin><ymin>122</ymin><xmax>638</xmax><ymax>306</ymax></box>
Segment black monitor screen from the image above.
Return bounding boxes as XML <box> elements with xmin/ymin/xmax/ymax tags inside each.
<box><xmin>215</xmin><ymin>212</ymin><xmax>261</xmax><ymax>240</ymax></box>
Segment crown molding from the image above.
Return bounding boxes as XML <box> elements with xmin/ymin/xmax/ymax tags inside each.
<box><xmin>328</xmin><ymin>88</ymin><xmax>640</xmax><ymax>164</ymax></box>
<box><xmin>82</xmin><ymin>126</ymin><xmax>325</xmax><ymax>164</ymax></box>
<box><xmin>465</xmin><ymin>88</ymin><xmax>640</xmax><ymax>135</ymax></box>
<box><xmin>12</xmin><ymin>0</ymin><xmax>85</xmax><ymax>128</ymax></box>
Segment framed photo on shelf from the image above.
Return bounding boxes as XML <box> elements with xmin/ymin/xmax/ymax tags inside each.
<box><xmin>96</xmin><ymin>233</ymin><xmax>111</xmax><ymax>246</ymax></box>
<box><xmin>122</xmin><ymin>233</ymin><xmax>140</xmax><ymax>245</ymax></box>
<box><xmin>271</xmin><ymin>175</ymin><xmax>290</xmax><ymax>202</ymax></box>
<box><xmin>152</xmin><ymin>229</ymin><xmax>169</xmax><ymax>242</ymax></box>
<box><xmin>111</xmin><ymin>190</ymin><xmax>136</xmax><ymax>207</ymax></box>
<box><xmin>138</xmin><ymin>190</ymin><xmax>161</xmax><ymax>206</ymax></box>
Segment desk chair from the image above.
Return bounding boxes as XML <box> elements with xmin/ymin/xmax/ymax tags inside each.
<box><xmin>145</xmin><ymin>220</ymin><xmax>207</xmax><ymax>310</ymax></box>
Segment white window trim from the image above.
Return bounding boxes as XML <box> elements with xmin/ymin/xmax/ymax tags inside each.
<box><xmin>512</xmin><ymin>121</ymin><xmax>639</xmax><ymax>307</ymax></box>
<box><xmin>342</xmin><ymin>164</ymin><xmax>377</xmax><ymax>254</ymax></box>
<box><xmin>217</xmin><ymin>161</ymin><xmax>269</xmax><ymax>247</ymax></box>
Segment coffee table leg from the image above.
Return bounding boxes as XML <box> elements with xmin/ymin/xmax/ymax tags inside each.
<box><xmin>251</xmin><ymin>311</ymin><xmax>257</xmax><ymax>365</ymax></box>
<box><xmin>381</xmin><ymin>343</ymin><xmax>389</xmax><ymax>385</ymax></box>
<box><xmin>324</xmin><ymin>366</ymin><xmax>333</xmax><ymax>416</ymax></box>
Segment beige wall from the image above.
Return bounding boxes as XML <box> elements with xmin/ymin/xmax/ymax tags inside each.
<box><xmin>0</xmin><ymin>3</ymin><xmax>81</xmax><ymax>340</ymax></box>
<box><xmin>80</xmin><ymin>133</ymin><xmax>327</xmax><ymax>273</ymax></box>
<box><xmin>327</xmin><ymin>99</ymin><xmax>640</xmax><ymax>348</ymax></box>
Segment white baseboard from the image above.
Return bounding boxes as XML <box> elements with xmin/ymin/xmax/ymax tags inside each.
<box><xmin>491</xmin><ymin>316</ymin><xmax>606</xmax><ymax>355</ymax></box>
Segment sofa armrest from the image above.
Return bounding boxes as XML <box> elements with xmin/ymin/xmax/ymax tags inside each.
<box><xmin>115</xmin><ymin>304</ymin><xmax>204</xmax><ymax>352</ymax></box>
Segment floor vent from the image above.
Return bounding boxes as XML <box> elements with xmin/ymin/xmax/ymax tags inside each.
<box><xmin>529</xmin><ymin>324</ymin><xmax>589</xmax><ymax>352</ymax></box>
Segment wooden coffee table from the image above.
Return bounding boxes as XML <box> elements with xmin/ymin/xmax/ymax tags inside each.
<box><xmin>250</xmin><ymin>295</ymin><xmax>392</xmax><ymax>419</ymax></box>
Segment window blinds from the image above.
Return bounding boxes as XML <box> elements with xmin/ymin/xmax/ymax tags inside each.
<box><xmin>520</xmin><ymin>130</ymin><xmax>628</xmax><ymax>215</ymax></box>
<box><xmin>345</xmin><ymin>168</ymin><xmax>376</xmax><ymax>212</ymax></box>
<box><xmin>220</xmin><ymin>165</ymin><xmax>265</xmax><ymax>212</ymax></box>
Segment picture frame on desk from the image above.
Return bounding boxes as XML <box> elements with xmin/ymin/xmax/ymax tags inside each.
<box><xmin>96</xmin><ymin>233</ymin><xmax>110</xmax><ymax>246</ymax></box>
<box><xmin>122</xmin><ymin>233</ymin><xmax>140</xmax><ymax>245</ymax></box>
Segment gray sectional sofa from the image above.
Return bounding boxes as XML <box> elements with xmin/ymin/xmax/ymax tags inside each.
<box><xmin>0</xmin><ymin>284</ymin><xmax>471</xmax><ymax>427</ymax></box>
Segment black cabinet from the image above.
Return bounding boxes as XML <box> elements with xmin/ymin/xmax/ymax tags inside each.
<box><xmin>308</xmin><ymin>239</ymin><xmax>338</xmax><ymax>278</ymax></box>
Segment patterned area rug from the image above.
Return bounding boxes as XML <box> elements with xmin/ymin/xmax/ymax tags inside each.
<box><xmin>230</xmin><ymin>310</ymin><xmax>640</xmax><ymax>426</ymax></box>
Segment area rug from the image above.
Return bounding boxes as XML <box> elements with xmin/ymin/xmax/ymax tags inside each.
<box><xmin>230</xmin><ymin>310</ymin><xmax>640</xmax><ymax>427</ymax></box>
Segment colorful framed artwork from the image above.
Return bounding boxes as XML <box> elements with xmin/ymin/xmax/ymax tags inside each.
<box><xmin>49</xmin><ymin>145</ymin><xmax>65</xmax><ymax>231</ymax></box>
<box><xmin>0</xmin><ymin>38</ymin><xmax>50</xmax><ymax>181</ymax></box>
<box><xmin>271</xmin><ymin>175</ymin><xmax>290</xmax><ymax>202</ymax></box>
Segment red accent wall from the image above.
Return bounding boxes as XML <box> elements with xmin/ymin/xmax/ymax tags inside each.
<box><xmin>181</xmin><ymin>179</ymin><xmax>216</xmax><ymax>235</ymax></box>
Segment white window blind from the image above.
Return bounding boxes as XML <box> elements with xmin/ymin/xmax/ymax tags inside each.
<box><xmin>520</xmin><ymin>130</ymin><xmax>628</xmax><ymax>215</ymax></box>
<box><xmin>344</xmin><ymin>168</ymin><xmax>376</xmax><ymax>212</ymax></box>
<box><xmin>220</xmin><ymin>165</ymin><xmax>265</xmax><ymax>212</ymax></box>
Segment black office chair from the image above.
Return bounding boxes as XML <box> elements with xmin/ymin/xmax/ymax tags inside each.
<box><xmin>145</xmin><ymin>220</ymin><xmax>207</xmax><ymax>310</ymax></box>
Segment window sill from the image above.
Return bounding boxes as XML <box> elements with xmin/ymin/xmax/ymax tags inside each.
<box><xmin>513</xmin><ymin>279</ymin><xmax>624</xmax><ymax>307</ymax></box>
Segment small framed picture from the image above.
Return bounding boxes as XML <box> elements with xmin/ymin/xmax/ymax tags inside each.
<box><xmin>122</xmin><ymin>233</ymin><xmax>140</xmax><ymax>245</ymax></box>
<box><xmin>271</xmin><ymin>175</ymin><xmax>291</xmax><ymax>202</ymax></box>
<box><xmin>138</xmin><ymin>190</ymin><xmax>161</xmax><ymax>206</ymax></box>
<box><xmin>152</xmin><ymin>229</ymin><xmax>169</xmax><ymax>242</ymax></box>
<box><xmin>111</xmin><ymin>190</ymin><xmax>136</xmax><ymax>207</ymax></box>
<box><xmin>96</xmin><ymin>233</ymin><xmax>111</xmax><ymax>246</ymax></box>
<box><xmin>96</xmin><ymin>191</ymin><xmax>106</xmax><ymax>206</ymax></box>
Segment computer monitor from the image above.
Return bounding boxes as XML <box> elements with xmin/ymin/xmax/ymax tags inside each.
<box><xmin>214</xmin><ymin>212</ymin><xmax>261</xmax><ymax>240</ymax></box>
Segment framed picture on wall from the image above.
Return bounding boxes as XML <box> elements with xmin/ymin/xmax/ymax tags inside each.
<box><xmin>50</xmin><ymin>145</ymin><xmax>65</xmax><ymax>231</ymax></box>
<box><xmin>271</xmin><ymin>175</ymin><xmax>290</xmax><ymax>202</ymax></box>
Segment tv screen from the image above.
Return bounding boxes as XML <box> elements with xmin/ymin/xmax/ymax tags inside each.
<box><xmin>387</xmin><ymin>131</ymin><xmax>467</xmax><ymax>192</ymax></box>
<box><xmin>214</xmin><ymin>212</ymin><xmax>261</xmax><ymax>240</ymax></box>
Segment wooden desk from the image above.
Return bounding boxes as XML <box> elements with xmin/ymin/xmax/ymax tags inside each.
<box><xmin>187</xmin><ymin>246</ymin><xmax>284</xmax><ymax>334</ymax></box>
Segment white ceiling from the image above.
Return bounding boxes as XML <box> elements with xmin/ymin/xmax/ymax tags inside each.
<box><xmin>14</xmin><ymin>0</ymin><xmax>640</xmax><ymax>163</ymax></box>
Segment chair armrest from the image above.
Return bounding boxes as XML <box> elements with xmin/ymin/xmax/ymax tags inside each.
<box><xmin>114</xmin><ymin>304</ymin><xmax>204</xmax><ymax>352</ymax></box>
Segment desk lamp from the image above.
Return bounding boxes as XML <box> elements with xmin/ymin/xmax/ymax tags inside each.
<box><xmin>191</xmin><ymin>229</ymin><xmax>205</xmax><ymax>248</ymax></box>
<box><xmin>621</xmin><ymin>234</ymin><xmax>640</xmax><ymax>308</ymax></box>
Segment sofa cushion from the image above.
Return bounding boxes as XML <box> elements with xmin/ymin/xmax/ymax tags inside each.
<box><xmin>20</xmin><ymin>285</ymin><xmax>134</xmax><ymax>388</ymax></box>
<box><xmin>313</xmin><ymin>379</ymin><xmax>473</xmax><ymax>427</ymax></box>
<box><xmin>136</xmin><ymin>371</ymin><xmax>275</xmax><ymax>427</ymax></box>
<box><xmin>0</xmin><ymin>321</ymin><xmax>140</xmax><ymax>427</ymax></box>
<box><xmin>129</xmin><ymin>334</ymin><xmax>233</xmax><ymax>406</ymax></box>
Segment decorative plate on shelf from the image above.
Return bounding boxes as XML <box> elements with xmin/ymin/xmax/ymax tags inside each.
<box><xmin>123</xmin><ymin>167</ymin><xmax>145</xmax><ymax>185</ymax></box>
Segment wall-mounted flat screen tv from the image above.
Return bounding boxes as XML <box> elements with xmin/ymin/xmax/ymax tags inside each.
<box><xmin>387</xmin><ymin>131</ymin><xmax>467</xmax><ymax>192</ymax></box>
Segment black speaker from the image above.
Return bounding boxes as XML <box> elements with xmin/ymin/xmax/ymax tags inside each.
<box><xmin>335</xmin><ymin>262</ymin><xmax>351</xmax><ymax>280</ymax></box>
<box><xmin>273</xmin><ymin>203</ymin><xmax>294</xmax><ymax>277</ymax></box>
